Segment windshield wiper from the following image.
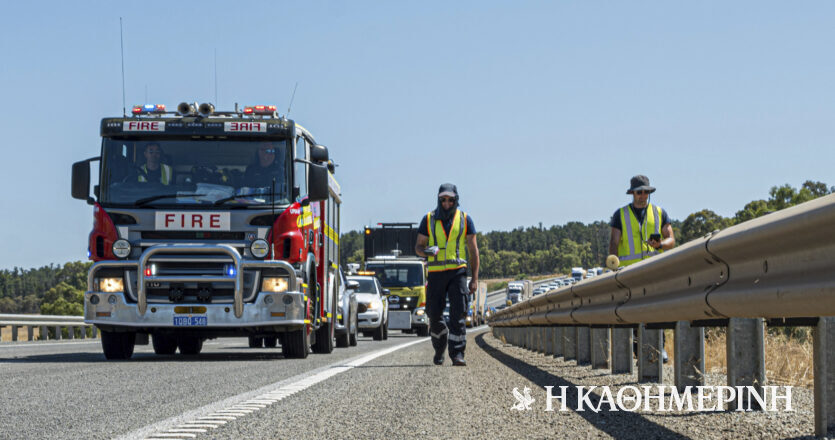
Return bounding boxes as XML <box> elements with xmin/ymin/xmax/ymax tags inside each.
<box><xmin>213</xmin><ymin>193</ymin><xmax>282</xmax><ymax>206</ymax></box>
<box><xmin>134</xmin><ymin>194</ymin><xmax>206</xmax><ymax>206</ymax></box>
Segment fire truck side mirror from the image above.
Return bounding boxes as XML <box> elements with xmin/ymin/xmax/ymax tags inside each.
<box><xmin>71</xmin><ymin>159</ymin><xmax>92</xmax><ymax>203</ymax></box>
<box><xmin>307</xmin><ymin>162</ymin><xmax>329</xmax><ymax>201</ymax></box>
<box><xmin>310</xmin><ymin>144</ymin><xmax>329</xmax><ymax>163</ymax></box>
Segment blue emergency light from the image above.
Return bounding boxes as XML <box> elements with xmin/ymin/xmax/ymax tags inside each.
<box><xmin>132</xmin><ymin>104</ymin><xmax>166</xmax><ymax>114</ymax></box>
<box><xmin>226</xmin><ymin>265</ymin><xmax>237</xmax><ymax>277</ymax></box>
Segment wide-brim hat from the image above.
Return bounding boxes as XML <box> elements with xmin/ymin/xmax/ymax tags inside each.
<box><xmin>626</xmin><ymin>175</ymin><xmax>656</xmax><ymax>194</ymax></box>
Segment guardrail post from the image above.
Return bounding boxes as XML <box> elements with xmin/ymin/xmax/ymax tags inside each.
<box><xmin>612</xmin><ymin>327</ymin><xmax>633</xmax><ymax>374</ymax></box>
<box><xmin>591</xmin><ymin>327</ymin><xmax>610</xmax><ymax>369</ymax></box>
<box><xmin>11</xmin><ymin>325</ymin><xmax>18</xmax><ymax>342</ymax></box>
<box><xmin>674</xmin><ymin>321</ymin><xmax>705</xmax><ymax>390</ymax></box>
<box><xmin>80</xmin><ymin>326</ymin><xmax>86</xmax><ymax>340</ymax></box>
<box><xmin>552</xmin><ymin>327</ymin><xmax>563</xmax><ymax>357</ymax></box>
<box><xmin>576</xmin><ymin>326</ymin><xmax>591</xmax><ymax>365</ymax></box>
<box><xmin>39</xmin><ymin>325</ymin><xmax>47</xmax><ymax>340</ymax></box>
<box><xmin>543</xmin><ymin>327</ymin><xmax>552</xmax><ymax>355</ymax></box>
<box><xmin>726</xmin><ymin>318</ymin><xmax>765</xmax><ymax>410</ymax></box>
<box><xmin>67</xmin><ymin>326</ymin><xmax>74</xmax><ymax>340</ymax></box>
<box><xmin>27</xmin><ymin>325</ymin><xmax>34</xmax><ymax>341</ymax></box>
<box><xmin>564</xmin><ymin>326</ymin><xmax>576</xmax><ymax>360</ymax></box>
<box><xmin>541</xmin><ymin>327</ymin><xmax>548</xmax><ymax>353</ymax></box>
<box><xmin>815</xmin><ymin>317</ymin><xmax>835</xmax><ymax>436</ymax></box>
<box><xmin>53</xmin><ymin>326</ymin><xmax>61</xmax><ymax>340</ymax></box>
<box><xmin>638</xmin><ymin>324</ymin><xmax>663</xmax><ymax>383</ymax></box>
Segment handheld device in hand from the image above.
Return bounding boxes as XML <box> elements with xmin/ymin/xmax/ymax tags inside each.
<box><xmin>425</xmin><ymin>246</ymin><xmax>439</xmax><ymax>256</ymax></box>
<box><xmin>649</xmin><ymin>233</ymin><xmax>662</xmax><ymax>242</ymax></box>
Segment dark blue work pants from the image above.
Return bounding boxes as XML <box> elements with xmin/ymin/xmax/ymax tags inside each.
<box><xmin>426</xmin><ymin>269</ymin><xmax>468</xmax><ymax>359</ymax></box>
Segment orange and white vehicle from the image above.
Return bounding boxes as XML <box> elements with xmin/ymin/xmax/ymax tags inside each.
<box><xmin>71</xmin><ymin>102</ymin><xmax>342</xmax><ymax>360</ymax></box>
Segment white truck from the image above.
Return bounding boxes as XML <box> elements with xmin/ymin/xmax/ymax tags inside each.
<box><xmin>506</xmin><ymin>280</ymin><xmax>532</xmax><ymax>305</ymax></box>
<box><xmin>571</xmin><ymin>267</ymin><xmax>586</xmax><ymax>282</ymax></box>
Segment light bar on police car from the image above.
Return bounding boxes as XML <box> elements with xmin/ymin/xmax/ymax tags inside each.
<box><xmin>132</xmin><ymin>104</ymin><xmax>166</xmax><ymax>114</ymax></box>
<box><xmin>243</xmin><ymin>105</ymin><xmax>277</xmax><ymax>115</ymax></box>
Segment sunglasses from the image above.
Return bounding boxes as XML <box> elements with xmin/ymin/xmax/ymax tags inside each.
<box><xmin>634</xmin><ymin>190</ymin><xmax>650</xmax><ymax>195</ymax></box>
<box><xmin>439</xmin><ymin>197</ymin><xmax>455</xmax><ymax>203</ymax></box>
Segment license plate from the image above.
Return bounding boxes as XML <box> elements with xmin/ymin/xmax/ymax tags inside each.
<box><xmin>389</xmin><ymin>304</ymin><xmax>400</xmax><ymax>309</ymax></box>
<box><xmin>174</xmin><ymin>316</ymin><xmax>207</xmax><ymax>326</ymax></box>
<box><xmin>388</xmin><ymin>311</ymin><xmax>411</xmax><ymax>330</ymax></box>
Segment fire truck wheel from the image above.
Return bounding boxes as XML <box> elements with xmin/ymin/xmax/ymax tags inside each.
<box><xmin>101</xmin><ymin>331</ymin><xmax>135</xmax><ymax>360</ymax></box>
<box><xmin>177</xmin><ymin>336</ymin><xmax>203</xmax><ymax>355</ymax></box>
<box><xmin>152</xmin><ymin>333</ymin><xmax>178</xmax><ymax>355</ymax></box>
<box><xmin>282</xmin><ymin>328</ymin><xmax>309</xmax><ymax>359</ymax></box>
<box><xmin>248</xmin><ymin>336</ymin><xmax>264</xmax><ymax>348</ymax></box>
<box><xmin>313</xmin><ymin>320</ymin><xmax>334</xmax><ymax>353</ymax></box>
<box><xmin>264</xmin><ymin>336</ymin><xmax>278</xmax><ymax>348</ymax></box>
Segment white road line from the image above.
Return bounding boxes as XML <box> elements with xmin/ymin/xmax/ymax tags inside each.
<box><xmin>117</xmin><ymin>337</ymin><xmax>429</xmax><ymax>440</ymax></box>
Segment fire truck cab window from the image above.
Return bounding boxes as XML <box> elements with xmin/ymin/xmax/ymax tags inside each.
<box><xmin>365</xmin><ymin>264</ymin><xmax>423</xmax><ymax>288</ymax></box>
<box><xmin>99</xmin><ymin>138</ymin><xmax>292</xmax><ymax>207</ymax></box>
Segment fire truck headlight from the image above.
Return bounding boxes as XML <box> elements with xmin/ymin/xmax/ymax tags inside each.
<box><xmin>112</xmin><ymin>239</ymin><xmax>131</xmax><ymax>259</ymax></box>
<box><xmin>262</xmin><ymin>277</ymin><xmax>289</xmax><ymax>293</ymax></box>
<box><xmin>415</xmin><ymin>308</ymin><xmax>426</xmax><ymax>316</ymax></box>
<box><xmin>99</xmin><ymin>278</ymin><xmax>124</xmax><ymax>293</ymax></box>
<box><xmin>250</xmin><ymin>239</ymin><xmax>269</xmax><ymax>259</ymax></box>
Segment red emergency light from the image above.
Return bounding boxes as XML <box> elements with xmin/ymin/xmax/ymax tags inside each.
<box><xmin>132</xmin><ymin>104</ymin><xmax>166</xmax><ymax>114</ymax></box>
<box><xmin>243</xmin><ymin>105</ymin><xmax>277</xmax><ymax>115</ymax></box>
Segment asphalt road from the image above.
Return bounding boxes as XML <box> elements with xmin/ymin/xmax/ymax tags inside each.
<box><xmin>0</xmin><ymin>333</ymin><xmax>426</xmax><ymax>440</ymax></box>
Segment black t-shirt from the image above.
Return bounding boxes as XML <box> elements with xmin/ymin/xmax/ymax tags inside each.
<box><xmin>418</xmin><ymin>210</ymin><xmax>476</xmax><ymax>237</ymax></box>
<box><xmin>610</xmin><ymin>204</ymin><xmax>670</xmax><ymax>231</ymax></box>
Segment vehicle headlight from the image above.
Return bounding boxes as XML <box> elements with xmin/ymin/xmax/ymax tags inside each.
<box><xmin>112</xmin><ymin>239</ymin><xmax>131</xmax><ymax>259</ymax></box>
<box><xmin>262</xmin><ymin>277</ymin><xmax>289</xmax><ymax>292</ymax></box>
<box><xmin>250</xmin><ymin>239</ymin><xmax>270</xmax><ymax>259</ymax></box>
<box><xmin>415</xmin><ymin>308</ymin><xmax>425</xmax><ymax>316</ymax></box>
<box><xmin>99</xmin><ymin>278</ymin><xmax>124</xmax><ymax>293</ymax></box>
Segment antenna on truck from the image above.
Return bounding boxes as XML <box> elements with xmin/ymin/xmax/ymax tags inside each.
<box><xmin>286</xmin><ymin>82</ymin><xmax>298</xmax><ymax>117</ymax></box>
<box><xmin>119</xmin><ymin>17</ymin><xmax>127</xmax><ymax>117</ymax></box>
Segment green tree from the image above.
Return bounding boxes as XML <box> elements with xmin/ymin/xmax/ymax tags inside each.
<box><xmin>679</xmin><ymin>209</ymin><xmax>732</xmax><ymax>244</ymax></box>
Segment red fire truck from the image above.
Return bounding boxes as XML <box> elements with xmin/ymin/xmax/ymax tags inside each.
<box><xmin>71</xmin><ymin>102</ymin><xmax>342</xmax><ymax>360</ymax></box>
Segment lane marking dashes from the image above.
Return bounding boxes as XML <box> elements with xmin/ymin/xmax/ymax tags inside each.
<box><xmin>117</xmin><ymin>338</ymin><xmax>428</xmax><ymax>440</ymax></box>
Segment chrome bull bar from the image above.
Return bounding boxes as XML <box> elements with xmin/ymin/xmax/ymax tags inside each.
<box><xmin>87</xmin><ymin>244</ymin><xmax>297</xmax><ymax>320</ymax></box>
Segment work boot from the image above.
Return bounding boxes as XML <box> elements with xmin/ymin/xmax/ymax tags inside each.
<box><xmin>452</xmin><ymin>354</ymin><xmax>467</xmax><ymax>366</ymax></box>
<box><xmin>433</xmin><ymin>344</ymin><xmax>445</xmax><ymax>365</ymax></box>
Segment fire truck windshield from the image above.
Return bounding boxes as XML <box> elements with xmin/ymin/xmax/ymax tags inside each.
<box><xmin>365</xmin><ymin>263</ymin><xmax>424</xmax><ymax>288</ymax></box>
<box><xmin>99</xmin><ymin>138</ymin><xmax>292</xmax><ymax>207</ymax></box>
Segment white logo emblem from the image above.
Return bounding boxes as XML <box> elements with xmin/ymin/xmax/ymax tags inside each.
<box><xmin>511</xmin><ymin>386</ymin><xmax>535</xmax><ymax>411</ymax></box>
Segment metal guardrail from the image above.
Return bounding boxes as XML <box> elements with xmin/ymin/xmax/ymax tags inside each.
<box><xmin>0</xmin><ymin>314</ymin><xmax>96</xmax><ymax>342</ymax></box>
<box><xmin>487</xmin><ymin>193</ymin><xmax>835</xmax><ymax>436</ymax></box>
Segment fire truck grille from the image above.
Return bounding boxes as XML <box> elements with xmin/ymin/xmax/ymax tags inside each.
<box><xmin>124</xmin><ymin>260</ymin><xmax>259</xmax><ymax>304</ymax></box>
<box><xmin>141</xmin><ymin>231</ymin><xmax>245</xmax><ymax>240</ymax></box>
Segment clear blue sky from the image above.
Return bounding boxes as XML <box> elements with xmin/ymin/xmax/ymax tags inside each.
<box><xmin>1</xmin><ymin>1</ymin><xmax>833</xmax><ymax>270</ymax></box>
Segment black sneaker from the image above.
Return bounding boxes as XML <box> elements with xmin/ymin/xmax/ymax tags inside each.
<box><xmin>452</xmin><ymin>355</ymin><xmax>467</xmax><ymax>366</ymax></box>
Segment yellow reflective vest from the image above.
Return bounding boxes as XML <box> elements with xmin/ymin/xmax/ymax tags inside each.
<box><xmin>617</xmin><ymin>203</ymin><xmax>664</xmax><ymax>267</ymax></box>
<box><xmin>138</xmin><ymin>164</ymin><xmax>172</xmax><ymax>185</ymax></box>
<box><xmin>426</xmin><ymin>209</ymin><xmax>468</xmax><ymax>273</ymax></box>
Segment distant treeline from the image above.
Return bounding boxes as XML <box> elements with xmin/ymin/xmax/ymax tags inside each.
<box><xmin>341</xmin><ymin>180</ymin><xmax>833</xmax><ymax>278</ymax></box>
<box><xmin>1</xmin><ymin>180</ymin><xmax>830</xmax><ymax>315</ymax></box>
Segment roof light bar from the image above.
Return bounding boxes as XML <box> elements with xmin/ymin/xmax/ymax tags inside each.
<box><xmin>243</xmin><ymin>105</ymin><xmax>277</xmax><ymax>115</ymax></box>
<box><xmin>132</xmin><ymin>104</ymin><xmax>166</xmax><ymax>114</ymax></box>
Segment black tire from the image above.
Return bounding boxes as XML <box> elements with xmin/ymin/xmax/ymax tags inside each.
<box><xmin>372</xmin><ymin>323</ymin><xmax>384</xmax><ymax>341</ymax></box>
<box><xmin>282</xmin><ymin>328</ymin><xmax>309</xmax><ymax>359</ymax></box>
<box><xmin>152</xmin><ymin>333</ymin><xmax>178</xmax><ymax>355</ymax></box>
<box><xmin>336</xmin><ymin>313</ymin><xmax>350</xmax><ymax>348</ymax></box>
<box><xmin>383</xmin><ymin>321</ymin><xmax>389</xmax><ymax>340</ymax></box>
<box><xmin>101</xmin><ymin>331</ymin><xmax>135</xmax><ymax>360</ymax></box>
<box><xmin>264</xmin><ymin>336</ymin><xmax>278</xmax><ymax>348</ymax></box>
<box><xmin>417</xmin><ymin>326</ymin><xmax>430</xmax><ymax>337</ymax></box>
<box><xmin>362</xmin><ymin>331</ymin><xmax>371</xmax><ymax>338</ymax></box>
<box><xmin>312</xmin><ymin>320</ymin><xmax>334</xmax><ymax>353</ymax></box>
<box><xmin>177</xmin><ymin>336</ymin><xmax>203</xmax><ymax>355</ymax></box>
<box><xmin>248</xmin><ymin>336</ymin><xmax>264</xmax><ymax>348</ymax></box>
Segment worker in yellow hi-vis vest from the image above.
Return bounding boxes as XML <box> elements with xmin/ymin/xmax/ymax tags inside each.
<box><xmin>415</xmin><ymin>183</ymin><xmax>479</xmax><ymax>367</ymax></box>
<box><xmin>608</xmin><ymin>175</ymin><xmax>675</xmax><ymax>267</ymax></box>
<box><xmin>608</xmin><ymin>174</ymin><xmax>675</xmax><ymax>363</ymax></box>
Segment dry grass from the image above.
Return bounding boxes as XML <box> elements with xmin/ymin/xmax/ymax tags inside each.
<box><xmin>664</xmin><ymin>328</ymin><xmax>814</xmax><ymax>388</ymax></box>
